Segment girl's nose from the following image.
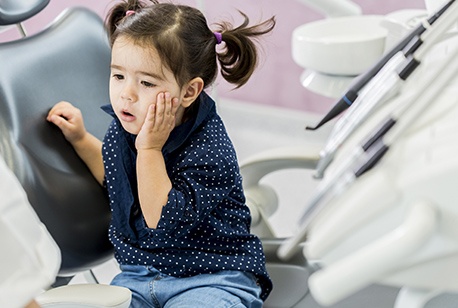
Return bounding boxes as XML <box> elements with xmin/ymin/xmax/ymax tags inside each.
<box><xmin>121</xmin><ymin>82</ymin><xmax>137</xmax><ymax>102</ymax></box>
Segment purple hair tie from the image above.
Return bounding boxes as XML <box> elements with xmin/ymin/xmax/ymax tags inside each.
<box><xmin>214</xmin><ymin>32</ymin><xmax>222</xmax><ymax>45</ymax></box>
<box><xmin>126</xmin><ymin>10</ymin><xmax>135</xmax><ymax>17</ymax></box>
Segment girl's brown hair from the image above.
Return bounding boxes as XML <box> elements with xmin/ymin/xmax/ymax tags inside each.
<box><xmin>106</xmin><ymin>0</ymin><xmax>276</xmax><ymax>89</ymax></box>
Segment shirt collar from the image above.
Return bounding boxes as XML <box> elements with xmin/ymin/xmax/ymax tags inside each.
<box><xmin>101</xmin><ymin>91</ymin><xmax>216</xmax><ymax>155</ymax></box>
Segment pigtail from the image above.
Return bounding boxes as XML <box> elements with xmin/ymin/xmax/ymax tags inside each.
<box><xmin>105</xmin><ymin>0</ymin><xmax>157</xmax><ymax>45</ymax></box>
<box><xmin>103</xmin><ymin>2</ymin><xmax>275</xmax><ymax>91</ymax></box>
<box><xmin>215</xmin><ymin>13</ymin><xmax>276</xmax><ymax>88</ymax></box>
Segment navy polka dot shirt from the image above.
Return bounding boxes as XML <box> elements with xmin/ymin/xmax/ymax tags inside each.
<box><xmin>101</xmin><ymin>92</ymin><xmax>272</xmax><ymax>300</ymax></box>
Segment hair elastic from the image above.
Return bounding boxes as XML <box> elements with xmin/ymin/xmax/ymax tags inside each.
<box><xmin>214</xmin><ymin>32</ymin><xmax>223</xmax><ymax>45</ymax></box>
<box><xmin>126</xmin><ymin>10</ymin><xmax>135</xmax><ymax>17</ymax></box>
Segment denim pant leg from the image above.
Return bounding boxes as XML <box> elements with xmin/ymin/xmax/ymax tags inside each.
<box><xmin>111</xmin><ymin>265</ymin><xmax>263</xmax><ymax>308</ymax></box>
<box><xmin>111</xmin><ymin>265</ymin><xmax>161</xmax><ymax>308</ymax></box>
<box><xmin>158</xmin><ymin>270</ymin><xmax>263</xmax><ymax>308</ymax></box>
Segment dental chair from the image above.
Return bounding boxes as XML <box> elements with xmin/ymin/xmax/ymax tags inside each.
<box><xmin>1</xmin><ymin>1</ymin><xmax>316</xmax><ymax>307</ymax></box>
<box><xmin>0</xmin><ymin>1</ymin><xmax>131</xmax><ymax>307</ymax></box>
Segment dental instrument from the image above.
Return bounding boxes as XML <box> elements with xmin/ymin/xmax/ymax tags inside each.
<box><xmin>313</xmin><ymin>0</ymin><xmax>458</xmax><ymax>178</ymax></box>
<box><xmin>278</xmin><ymin>33</ymin><xmax>458</xmax><ymax>261</ymax></box>
<box><xmin>305</xmin><ymin>0</ymin><xmax>456</xmax><ymax>131</ymax></box>
<box><xmin>313</xmin><ymin>53</ymin><xmax>406</xmax><ymax>178</ymax></box>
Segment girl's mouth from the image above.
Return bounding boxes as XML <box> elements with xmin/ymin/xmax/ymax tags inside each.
<box><xmin>120</xmin><ymin>109</ymin><xmax>136</xmax><ymax>122</ymax></box>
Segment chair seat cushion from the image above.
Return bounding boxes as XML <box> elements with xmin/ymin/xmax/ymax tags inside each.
<box><xmin>36</xmin><ymin>284</ymin><xmax>132</xmax><ymax>308</ymax></box>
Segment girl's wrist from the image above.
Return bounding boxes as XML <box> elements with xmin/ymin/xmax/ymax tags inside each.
<box><xmin>71</xmin><ymin>132</ymin><xmax>89</xmax><ymax>149</ymax></box>
<box><xmin>137</xmin><ymin>147</ymin><xmax>163</xmax><ymax>154</ymax></box>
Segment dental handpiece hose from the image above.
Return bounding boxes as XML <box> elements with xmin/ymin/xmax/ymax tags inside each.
<box><xmin>305</xmin><ymin>0</ymin><xmax>456</xmax><ymax>131</ymax></box>
<box><xmin>329</xmin><ymin>53</ymin><xmax>404</xmax><ymax>135</ymax></box>
<box><xmin>344</xmin><ymin>30</ymin><xmax>458</xmax><ymax>188</ymax></box>
<box><xmin>278</xmin><ymin>39</ymin><xmax>458</xmax><ymax>261</ymax></box>
<box><xmin>330</xmin><ymin>35</ymin><xmax>458</xmax><ymax>208</ymax></box>
<box><xmin>336</xmin><ymin>0</ymin><xmax>458</xmax><ymax>136</ymax></box>
<box><xmin>314</xmin><ymin>52</ymin><xmax>413</xmax><ymax>178</ymax></box>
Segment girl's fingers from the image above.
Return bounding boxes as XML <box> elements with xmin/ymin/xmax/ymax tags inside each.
<box><xmin>166</xmin><ymin>97</ymin><xmax>179</xmax><ymax>128</ymax></box>
<box><xmin>154</xmin><ymin>92</ymin><xmax>176</xmax><ymax>128</ymax></box>
<box><xmin>171</xmin><ymin>97</ymin><xmax>180</xmax><ymax>115</ymax></box>
<box><xmin>47</xmin><ymin>102</ymin><xmax>80</xmax><ymax>124</ymax></box>
<box><xmin>163</xmin><ymin>93</ymin><xmax>174</xmax><ymax>127</ymax></box>
<box><xmin>145</xmin><ymin>104</ymin><xmax>156</xmax><ymax>128</ymax></box>
<box><xmin>46</xmin><ymin>102</ymin><xmax>87</xmax><ymax>143</ymax></box>
<box><xmin>155</xmin><ymin>92</ymin><xmax>166</xmax><ymax>126</ymax></box>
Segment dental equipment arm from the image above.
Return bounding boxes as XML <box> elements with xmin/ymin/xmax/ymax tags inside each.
<box><xmin>306</xmin><ymin>0</ymin><xmax>456</xmax><ymax>131</ymax></box>
<box><xmin>279</xmin><ymin>35</ymin><xmax>458</xmax><ymax>260</ymax></box>
<box><xmin>314</xmin><ymin>0</ymin><xmax>458</xmax><ymax>178</ymax></box>
<box><xmin>309</xmin><ymin>201</ymin><xmax>437</xmax><ymax>306</ymax></box>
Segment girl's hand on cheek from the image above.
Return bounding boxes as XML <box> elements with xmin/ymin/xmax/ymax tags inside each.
<box><xmin>136</xmin><ymin>92</ymin><xmax>180</xmax><ymax>151</ymax></box>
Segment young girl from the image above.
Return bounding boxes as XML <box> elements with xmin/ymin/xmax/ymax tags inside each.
<box><xmin>47</xmin><ymin>0</ymin><xmax>275</xmax><ymax>307</ymax></box>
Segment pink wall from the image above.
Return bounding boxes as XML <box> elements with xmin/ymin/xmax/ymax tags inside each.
<box><xmin>0</xmin><ymin>0</ymin><xmax>425</xmax><ymax>113</ymax></box>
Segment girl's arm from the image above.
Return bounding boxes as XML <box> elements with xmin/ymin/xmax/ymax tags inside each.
<box><xmin>47</xmin><ymin>101</ymin><xmax>105</xmax><ymax>185</ymax></box>
<box><xmin>137</xmin><ymin>148</ymin><xmax>171</xmax><ymax>228</ymax></box>
<box><xmin>69</xmin><ymin>132</ymin><xmax>104</xmax><ymax>185</ymax></box>
<box><xmin>136</xmin><ymin>93</ymin><xmax>180</xmax><ymax>228</ymax></box>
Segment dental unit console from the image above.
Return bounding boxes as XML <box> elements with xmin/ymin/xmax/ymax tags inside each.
<box><xmin>279</xmin><ymin>0</ymin><xmax>458</xmax><ymax>306</ymax></box>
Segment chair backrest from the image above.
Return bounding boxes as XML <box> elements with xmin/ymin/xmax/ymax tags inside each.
<box><xmin>0</xmin><ymin>7</ymin><xmax>113</xmax><ymax>275</ymax></box>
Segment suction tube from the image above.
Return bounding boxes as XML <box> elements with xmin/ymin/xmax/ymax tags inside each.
<box><xmin>305</xmin><ymin>0</ymin><xmax>456</xmax><ymax>131</ymax></box>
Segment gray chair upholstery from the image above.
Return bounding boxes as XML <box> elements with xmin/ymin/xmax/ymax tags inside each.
<box><xmin>0</xmin><ymin>7</ymin><xmax>113</xmax><ymax>275</ymax></box>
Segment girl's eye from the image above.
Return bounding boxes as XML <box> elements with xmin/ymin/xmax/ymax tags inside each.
<box><xmin>141</xmin><ymin>81</ymin><xmax>155</xmax><ymax>88</ymax></box>
<box><xmin>113</xmin><ymin>74</ymin><xmax>124</xmax><ymax>80</ymax></box>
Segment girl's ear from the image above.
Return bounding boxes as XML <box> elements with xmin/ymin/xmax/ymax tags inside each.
<box><xmin>181</xmin><ymin>77</ymin><xmax>204</xmax><ymax>107</ymax></box>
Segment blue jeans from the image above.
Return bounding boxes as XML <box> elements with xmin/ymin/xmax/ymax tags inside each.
<box><xmin>111</xmin><ymin>264</ymin><xmax>263</xmax><ymax>308</ymax></box>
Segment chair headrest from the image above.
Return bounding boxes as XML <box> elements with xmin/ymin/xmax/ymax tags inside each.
<box><xmin>0</xmin><ymin>0</ymin><xmax>49</xmax><ymax>25</ymax></box>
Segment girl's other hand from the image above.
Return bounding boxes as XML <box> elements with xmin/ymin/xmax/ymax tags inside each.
<box><xmin>136</xmin><ymin>92</ymin><xmax>180</xmax><ymax>151</ymax></box>
<box><xmin>46</xmin><ymin>101</ymin><xmax>87</xmax><ymax>145</ymax></box>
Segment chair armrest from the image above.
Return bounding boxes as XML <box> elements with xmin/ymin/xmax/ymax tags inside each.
<box><xmin>36</xmin><ymin>284</ymin><xmax>131</xmax><ymax>308</ymax></box>
<box><xmin>239</xmin><ymin>146</ymin><xmax>321</xmax><ymax>237</ymax></box>
<box><xmin>240</xmin><ymin>145</ymin><xmax>321</xmax><ymax>187</ymax></box>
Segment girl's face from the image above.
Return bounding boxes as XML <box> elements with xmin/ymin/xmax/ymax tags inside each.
<box><xmin>109</xmin><ymin>36</ymin><xmax>185</xmax><ymax>135</ymax></box>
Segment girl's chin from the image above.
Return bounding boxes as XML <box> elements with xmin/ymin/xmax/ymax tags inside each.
<box><xmin>120</xmin><ymin>122</ymin><xmax>140</xmax><ymax>135</ymax></box>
